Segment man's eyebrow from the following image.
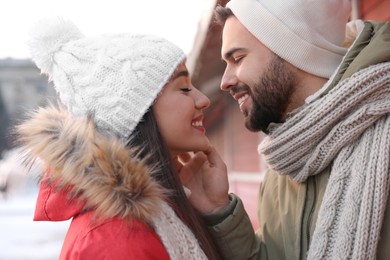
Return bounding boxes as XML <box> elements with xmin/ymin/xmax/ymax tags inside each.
<box><xmin>172</xmin><ymin>70</ymin><xmax>189</xmax><ymax>80</ymax></box>
<box><xmin>223</xmin><ymin>47</ymin><xmax>246</xmax><ymax>61</ymax></box>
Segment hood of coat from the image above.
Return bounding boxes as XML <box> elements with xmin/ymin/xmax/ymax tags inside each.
<box><xmin>17</xmin><ymin>105</ymin><xmax>167</xmax><ymax>223</ymax></box>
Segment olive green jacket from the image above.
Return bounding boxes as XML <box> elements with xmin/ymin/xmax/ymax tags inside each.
<box><xmin>206</xmin><ymin>21</ymin><xmax>390</xmax><ymax>260</ymax></box>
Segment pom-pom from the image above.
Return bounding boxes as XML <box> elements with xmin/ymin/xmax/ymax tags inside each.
<box><xmin>28</xmin><ymin>18</ymin><xmax>84</xmax><ymax>75</ymax></box>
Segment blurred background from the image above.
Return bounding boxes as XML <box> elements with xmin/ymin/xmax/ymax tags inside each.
<box><xmin>1</xmin><ymin>0</ymin><xmax>389</xmax><ymax>259</ymax></box>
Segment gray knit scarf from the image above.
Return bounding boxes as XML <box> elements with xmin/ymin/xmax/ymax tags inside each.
<box><xmin>259</xmin><ymin>62</ymin><xmax>390</xmax><ymax>259</ymax></box>
<box><xmin>152</xmin><ymin>202</ymin><xmax>208</xmax><ymax>260</ymax></box>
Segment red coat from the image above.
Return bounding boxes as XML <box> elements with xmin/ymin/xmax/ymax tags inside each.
<box><xmin>34</xmin><ymin>178</ymin><xmax>170</xmax><ymax>260</ymax></box>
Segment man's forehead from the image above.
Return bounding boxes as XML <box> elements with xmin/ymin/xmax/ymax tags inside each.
<box><xmin>221</xmin><ymin>17</ymin><xmax>260</xmax><ymax>58</ymax></box>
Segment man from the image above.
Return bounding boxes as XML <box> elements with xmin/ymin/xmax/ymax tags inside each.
<box><xmin>179</xmin><ymin>0</ymin><xmax>390</xmax><ymax>259</ymax></box>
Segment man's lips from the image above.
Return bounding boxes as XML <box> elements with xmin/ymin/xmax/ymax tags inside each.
<box><xmin>232</xmin><ymin>92</ymin><xmax>250</xmax><ymax>112</ymax></box>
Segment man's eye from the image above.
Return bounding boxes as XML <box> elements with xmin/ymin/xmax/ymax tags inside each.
<box><xmin>180</xmin><ymin>88</ymin><xmax>192</xmax><ymax>92</ymax></box>
<box><xmin>233</xmin><ymin>56</ymin><xmax>243</xmax><ymax>64</ymax></box>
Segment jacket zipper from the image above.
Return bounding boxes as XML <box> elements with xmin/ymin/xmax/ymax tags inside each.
<box><xmin>300</xmin><ymin>177</ymin><xmax>318</xmax><ymax>260</ymax></box>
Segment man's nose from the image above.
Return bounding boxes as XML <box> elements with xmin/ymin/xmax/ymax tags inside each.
<box><xmin>220</xmin><ymin>65</ymin><xmax>237</xmax><ymax>92</ymax></box>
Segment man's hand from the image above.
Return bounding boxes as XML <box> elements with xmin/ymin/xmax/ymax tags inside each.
<box><xmin>175</xmin><ymin>146</ymin><xmax>230</xmax><ymax>214</ymax></box>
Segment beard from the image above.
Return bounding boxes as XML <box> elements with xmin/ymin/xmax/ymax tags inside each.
<box><xmin>245</xmin><ymin>55</ymin><xmax>297</xmax><ymax>133</ymax></box>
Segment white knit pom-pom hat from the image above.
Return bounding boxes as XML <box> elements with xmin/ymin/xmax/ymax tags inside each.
<box><xmin>28</xmin><ymin>18</ymin><xmax>185</xmax><ymax>139</ymax></box>
<box><xmin>227</xmin><ymin>0</ymin><xmax>352</xmax><ymax>78</ymax></box>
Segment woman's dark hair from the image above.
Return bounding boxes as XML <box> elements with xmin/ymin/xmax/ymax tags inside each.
<box><xmin>128</xmin><ymin>109</ymin><xmax>222</xmax><ymax>260</ymax></box>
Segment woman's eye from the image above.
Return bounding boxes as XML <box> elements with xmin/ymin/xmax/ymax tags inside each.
<box><xmin>180</xmin><ymin>88</ymin><xmax>192</xmax><ymax>92</ymax></box>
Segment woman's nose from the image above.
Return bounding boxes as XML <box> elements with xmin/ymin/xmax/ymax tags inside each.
<box><xmin>194</xmin><ymin>88</ymin><xmax>210</xmax><ymax>110</ymax></box>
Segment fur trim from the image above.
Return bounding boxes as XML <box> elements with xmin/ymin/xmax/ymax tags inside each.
<box><xmin>17</xmin><ymin>105</ymin><xmax>166</xmax><ymax>222</ymax></box>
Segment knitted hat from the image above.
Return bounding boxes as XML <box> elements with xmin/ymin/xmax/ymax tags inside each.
<box><xmin>28</xmin><ymin>18</ymin><xmax>185</xmax><ymax>139</ymax></box>
<box><xmin>226</xmin><ymin>0</ymin><xmax>352</xmax><ymax>78</ymax></box>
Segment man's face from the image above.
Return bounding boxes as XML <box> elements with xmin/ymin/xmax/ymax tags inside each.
<box><xmin>220</xmin><ymin>17</ymin><xmax>297</xmax><ymax>133</ymax></box>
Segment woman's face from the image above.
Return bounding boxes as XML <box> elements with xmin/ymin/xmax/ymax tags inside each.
<box><xmin>153</xmin><ymin>63</ymin><xmax>211</xmax><ymax>156</ymax></box>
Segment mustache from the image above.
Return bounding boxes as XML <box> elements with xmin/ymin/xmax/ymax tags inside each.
<box><xmin>229</xmin><ymin>83</ymin><xmax>251</xmax><ymax>96</ymax></box>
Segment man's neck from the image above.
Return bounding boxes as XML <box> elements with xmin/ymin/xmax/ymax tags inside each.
<box><xmin>286</xmin><ymin>70</ymin><xmax>328</xmax><ymax>115</ymax></box>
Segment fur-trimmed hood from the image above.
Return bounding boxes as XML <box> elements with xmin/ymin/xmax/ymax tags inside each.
<box><xmin>17</xmin><ymin>105</ymin><xmax>166</xmax><ymax>223</ymax></box>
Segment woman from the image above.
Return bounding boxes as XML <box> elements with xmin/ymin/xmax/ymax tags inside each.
<box><xmin>16</xmin><ymin>18</ymin><xmax>222</xmax><ymax>259</ymax></box>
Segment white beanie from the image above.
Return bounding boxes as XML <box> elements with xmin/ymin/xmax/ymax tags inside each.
<box><xmin>227</xmin><ymin>0</ymin><xmax>352</xmax><ymax>78</ymax></box>
<box><xmin>28</xmin><ymin>18</ymin><xmax>185</xmax><ymax>139</ymax></box>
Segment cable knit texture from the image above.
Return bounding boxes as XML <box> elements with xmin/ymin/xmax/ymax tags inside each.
<box><xmin>28</xmin><ymin>18</ymin><xmax>185</xmax><ymax>139</ymax></box>
<box><xmin>259</xmin><ymin>62</ymin><xmax>390</xmax><ymax>259</ymax></box>
<box><xmin>153</xmin><ymin>202</ymin><xmax>208</xmax><ymax>260</ymax></box>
